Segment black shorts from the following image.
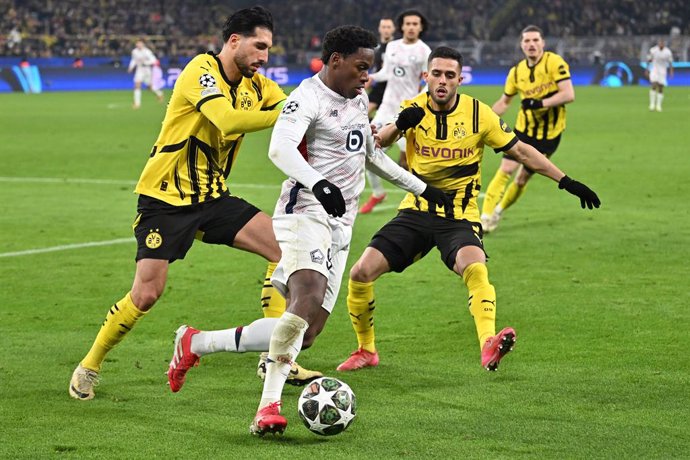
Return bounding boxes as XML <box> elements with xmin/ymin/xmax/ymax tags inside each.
<box><xmin>368</xmin><ymin>82</ymin><xmax>387</xmax><ymax>106</ymax></box>
<box><xmin>368</xmin><ymin>210</ymin><xmax>486</xmax><ymax>273</ymax></box>
<box><xmin>133</xmin><ymin>194</ymin><xmax>261</xmax><ymax>262</ymax></box>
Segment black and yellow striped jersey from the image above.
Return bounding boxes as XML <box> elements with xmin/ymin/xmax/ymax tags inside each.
<box><xmin>399</xmin><ymin>92</ymin><xmax>518</xmax><ymax>223</ymax></box>
<box><xmin>135</xmin><ymin>52</ymin><xmax>286</xmax><ymax>205</ymax></box>
<box><xmin>504</xmin><ymin>51</ymin><xmax>571</xmax><ymax>140</ymax></box>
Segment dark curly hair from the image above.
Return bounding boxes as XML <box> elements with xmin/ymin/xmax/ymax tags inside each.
<box><xmin>321</xmin><ymin>25</ymin><xmax>378</xmax><ymax>64</ymax></box>
<box><xmin>396</xmin><ymin>9</ymin><xmax>428</xmax><ymax>39</ymax></box>
<box><xmin>222</xmin><ymin>6</ymin><xmax>273</xmax><ymax>42</ymax></box>
<box><xmin>428</xmin><ymin>46</ymin><xmax>463</xmax><ymax>69</ymax></box>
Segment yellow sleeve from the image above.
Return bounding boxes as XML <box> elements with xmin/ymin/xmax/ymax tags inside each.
<box><xmin>178</xmin><ymin>61</ymin><xmax>278</xmax><ymax>136</ymax></box>
<box><xmin>550</xmin><ymin>54</ymin><xmax>571</xmax><ymax>83</ymax></box>
<box><xmin>504</xmin><ymin>66</ymin><xmax>518</xmax><ymax>97</ymax></box>
<box><xmin>480</xmin><ymin>102</ymin><xmax>518</xmax><ymax>152</ymax></box>
<box><xmin>260</xmin><ymin>77</ymin><xmax>288</xmax><ymax>110</ymax></box>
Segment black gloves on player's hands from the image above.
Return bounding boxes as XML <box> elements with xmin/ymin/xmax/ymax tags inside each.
<box><xmin>521</xmin><ymin>98</ymin><xmax>544</xmax><ymax>110</ymax></box>
<box><xmin>313</xmin><ymin>179</ymin><xmax>346</xmax><ymax>217</ymax></box>
<box><xmin>420</xmin><ymin>185</ymin><xmax>454</xmax><ymax>210</ymax></box>
<box><xmin>395</xmin><ymin>106</ymin><xmax>426</xmax><ymax>131</ymax></box>
<box><xmin>558</xmin><ymin>175</ymin><xmax>601</xmax><ymax>209</ymax></box>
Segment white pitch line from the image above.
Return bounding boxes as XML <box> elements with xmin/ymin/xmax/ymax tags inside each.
<box><xmin>0</xmin><ymin>237</ymin><xmax>134</xmax><ymax>258</ymax></box>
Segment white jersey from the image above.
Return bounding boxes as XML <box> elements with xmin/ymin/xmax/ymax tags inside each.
<box><xmin>269</xmin><ymin>74</ymin><xmax>426</xmax><ymax>226</ymax></box>
<box><xmin>647</xmin><ymin>45</ymin><xmax>673</xmax><ymax>85</ymax></box>
<box><xmin>370</xmin><ymin>39</ymin><xmax>431</xmax><ymax>123</ymax></box>
<box><xmin>129</xmin><ymin>46</ymin><xmax>157</xmax><ymax>71</ymax></box>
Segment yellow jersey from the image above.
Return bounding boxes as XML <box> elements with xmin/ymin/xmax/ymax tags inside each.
<box><xmin>399</xmin><ymin>92</ymin><xmax>518</xmax><ymax>223</ymax></box>
<box><xmin>504</xmin><ymin>51</ymin><xmax>571</xmax><ymax>140</ymax></box>
<box><xmin>135</xmin><ymin>52</ymin><xmax>286</xmax><ymax>205</ymax></box>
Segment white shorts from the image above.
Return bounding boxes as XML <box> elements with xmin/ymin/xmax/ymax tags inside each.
<box><xmin>650</xmin><ymin>69</ymin><xmax>667</xmax><ymax>86</ymax></box>
<box><xmin>134</xmin><ymin>66</ymin><xmax>153</xmax><ymax>85</ymax></box>
<box><xmin>271</xmin><ymin>213</ymin><xmax>352</xmax><ymax>313</ymax></box>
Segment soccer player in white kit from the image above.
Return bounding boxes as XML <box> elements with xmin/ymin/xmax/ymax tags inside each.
<box><xmin>250</xmin><ymin>25</ymin><xmax>450</xmax><ymax>436</ymax></box>
<box><xmin>360</xmin><ymin>10</ymin><xmax>431</xmax><ymax>214</ymax></box>
<box><xmin>128</xmin><ymin>40</ymin><xmax>164</xmax><ymax>109</ymax></box>
<box><xmin>647</xmin><ymin>38</ymin><xmax>673</xmax><ymax>112</ymax></box>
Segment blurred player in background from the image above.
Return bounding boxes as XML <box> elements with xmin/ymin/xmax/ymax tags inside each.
<box><xmin>646</xmin><ymin>38</ymin><xmax>673</xmax><ymax>111</ymax></box>
<box><xmin>128</xmin><ymin>40</ymin><xmax>164</xmax><ymax>108</ymax></box>
<box><xmin>367</xmin><ymin>17</ymin><xmax>395</xmax><ymax>118</ymax></box>
<box><xmin>69</xmin><ymin>6</ymin><xmax>320</xmax><ymax>402</ymax></box>
<box><xmin>360</xmin><ymin>10</ymin><xmax>431</xmax><ymax>214</ymax></box>
<box><xmin>481</xmin><ymin>25</ymin><xmax>575</xmax><ymax>233</ymax></box>
<box><xmin>337</xmin><ymin>46</ymin><xmax>600</xmax><ymax>373</ymax></box>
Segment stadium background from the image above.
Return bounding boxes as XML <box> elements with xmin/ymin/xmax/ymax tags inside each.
<box><xmin>1</xmin><ymin>1</ymin><xmax>689</xmax><ymax>458</ymax></box>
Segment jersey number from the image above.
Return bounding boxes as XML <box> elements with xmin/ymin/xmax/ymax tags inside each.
<box><xmin>346</xmin><ymin>130</ymin><xmax>364</xmax><ymax>152</ymax></box>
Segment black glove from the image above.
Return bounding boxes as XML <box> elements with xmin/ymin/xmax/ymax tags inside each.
<box><xmin>521</xmin><ymin>98</ymin><xmax>544</xmax><ymax>110</ymax></box>
<box><xmin>395</xmin><ymin>106</ymin><xmax>426</xmax><ymax>131</ymax></box>
<box><xmin>558</xmin><ymin>175</ymin><xmax>601</xmax><ymax>209</ymax></box>
<box><xmin>420</xmin><ymin>185</ymin><xmax>453</xmax><ymax>211</ymax></box>
<box><xmin>312</xmin><ymin>179</ymin><xmax>346</xmax><ymax>217</ymax></box>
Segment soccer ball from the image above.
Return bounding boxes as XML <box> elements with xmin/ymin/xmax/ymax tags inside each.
<box><xmin>297</xmin><ymin>377</ymin><xmax>356</xmax><ymax>436</ymax></box>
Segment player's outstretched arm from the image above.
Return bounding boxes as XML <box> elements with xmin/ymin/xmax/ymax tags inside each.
<box><xmin>505</xmin><ymin>141</ymin><xmax>600</xmax><ymax>209</ymax></box>
<box><xmin>376</xmin><ymin>106</ymin><xmax>426</xmax><ymax>147</ymax></box>
<box><xmin>492</xmin><ymin>94</ymin><xmax>513</xmax><ymax>116</ymax></box>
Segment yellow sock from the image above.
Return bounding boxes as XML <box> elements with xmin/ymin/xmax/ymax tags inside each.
<box><xmin>482</xmin><ymin>169</ymin><xmax>512</xmax><ymax>216</ymax></box>
<box><xmin>261</xmin><ymin>262</ymin><xmax>286</xmax><ymax>318</ymax></box>
<box><xmin>463</xmin><ymin>263</ymin><xmax>496</xmax><ymax>349</ymax></box>
<box><xmin>81</xmin><ymin>292</ymin><xmax>146</xmax><ymax>372</ymax></box>
<box><xmin>347</xmin><ymin>280</ymin><xmax>377</xmax><ymax>353</ymax></box>
<box><xmin>498</xmin><ymin>181</ymin><xmax>528</xmax><ymax>212</ymax></box>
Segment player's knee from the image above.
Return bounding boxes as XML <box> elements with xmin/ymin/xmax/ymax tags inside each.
<box><xmin>349</xmin><ymin>260</ymin><xmax>377</xmax><ymax>283</ymax></box>
<box><xmin>302</xmin><ymin>325</ymin><xmax>323</xmax><ymax>349</ymax></box>
<box><xmin>131</xmin><ymin>285</ymin><xmax>163</xmax><ymax>310</ymax></box>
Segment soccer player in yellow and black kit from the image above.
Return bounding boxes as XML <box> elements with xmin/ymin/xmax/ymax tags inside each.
<box><xmin>481</xmin><ymin>25</ymin><xmax>575</xmax><ymax>233</ymax></box>
<box><xmin>337</xmin><ymin>46</ymin><xmax>599</xmax><ymax>372</ymax></box>
<box><xmin>69</xmin><ymin>7</ymin><xmax>320</xmax><ymax>401</ymax></box>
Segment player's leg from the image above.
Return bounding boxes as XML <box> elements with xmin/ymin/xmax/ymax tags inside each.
<box><xmin>360</xmin><ymin>169</ymin><xmax>387</xmax><ymax>214</ymax></box>
<box><xmin>199</xmin><ymin>197</ymin><xmax>322</xmax><ymax>385</ymax></box>
<box><xmin>449</xmin><ymin>228</ymin><xmax>515</xmax><ymax>371</ymax></box>
<box><xmin>133</xmin><ymin>81</ymin><xmax>142</xmax><ymax>109</ymax></box>
<box><xmin>70</xmin><ymin>259</ymin><xmax>168</xmax><ymax>400</ymax></box>
<box><xmin>497</xmin><ymin>163</ymin><xmax>532</xmax><ymax>213</ymax></box>
<box><xmin>482</xmin><ymin>156</ymin><xmax>520</xmax><ymax>232</ymax></box>
<box><xmin>338</xmin><ymin>211</ymin><xmax>434</xmax><ymax>371</ymax></box>
<box><xmin>251</xmin><ymin>214</ymin><xmax>332</xmax><ymax>435</ymax></box>
<box><xmin>649</xmin><ymin>81</ymin><xmax>658</xmax><ymax>111</ymax></box>
<box><xmin>655</xmin><ymin>82</ymin><xmax>665</xmax><ymax>111</ymax></box>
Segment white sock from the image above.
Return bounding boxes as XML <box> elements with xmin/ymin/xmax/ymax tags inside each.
<box><xmin>134</xmin><ymin>88</ymin><xmax>142</xmax><ymax>106</ymax></box>
<box><xmin>366</xmin><ymin>169</ymin><xmax>385</xmax><ymax>198</ymax></box>
<box><xmin>153</xmin><ymin>89</ymin><xmax>163</xmax><ymax>98</ymax></box>
<box><xmin>190</xmin><ymin>318</ymin><xmax>279</xmax><ymax>356</ymax></box>
<box><xmin>656</xmin><ymin>93</ymin><xmax>663</xmax><ymax>109</ymax></box>
<box><xmin>494</xmin><ymin>204</ymin><xmax>504</xmax><ymax>215</ymax></box>
<box><xmin>259</xmin><ymin>312</ymin><xmax>308</xmax><ymax>409</ymax></box>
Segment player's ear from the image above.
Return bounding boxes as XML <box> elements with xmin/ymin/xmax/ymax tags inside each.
<box><xmin>330</xmin><ymin>52</ymin><xmax>340</xmax><ymax>68</ymax></box>
<box><xmin>422</xmin><ymin>71</ymin><xmax>428</xmax><ymax>82</ymax></box>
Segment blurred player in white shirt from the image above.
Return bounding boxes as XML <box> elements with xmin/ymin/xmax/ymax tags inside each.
<box><xmin>128</xmin><ymin>40</ymin><xmax>164</xmax><ymax>109</ymax></box>
<box><xmin>360</xmin><ymin>10</ymin><xmax>431</xmax><ymax>214</ymax></box>
<box><xmin>646</xmin><ymin>39</ymin><xmax>673</xmax><ymax>112</ymax></box>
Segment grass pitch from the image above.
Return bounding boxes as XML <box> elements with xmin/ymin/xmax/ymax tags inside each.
<box><xmin>1</xmin><ymin>86</ymin><xmax>689</xmax><ymax>458</ymax></box>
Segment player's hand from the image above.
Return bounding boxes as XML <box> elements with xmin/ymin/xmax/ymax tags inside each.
<box><xmin>395</xmin><ymin>106</ymin><xmax>426</xmax><ymax>131</ymax></box>
<box><xmin>312</xmin><ymin>179</ymin><xmax>346</xmax><ymax>217</ymax></box>
<box><xmin>420</xmin><ymin>185</ymin><xmax>453</xmax><ymax>211</ymax></box>
<box><xmin>521</xmin><ymin>98</ymin><xmax>544</xmax><ymax>110</ymax></box>
<box><xmin>558</xmin><ymin>175</ymin><xmax>601</xmax><ymax>209</ymax></box>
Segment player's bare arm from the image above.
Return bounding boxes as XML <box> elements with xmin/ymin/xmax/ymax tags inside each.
<box><xmin>505</xmin><ymin>141</ymin><xmax>600</xmax><ymax>209</ymax></box>
<box><xmin>491</xmin><ymin>93</ymin><xmax>513</xmax><ymax>116</ymax></box>
<box><xmin>541</xmin><ymin>79</ymin><xmax>575</xmax><ymax>108</ymax></box>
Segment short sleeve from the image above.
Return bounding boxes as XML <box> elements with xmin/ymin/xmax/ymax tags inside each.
<box><xmin>504</xmin><ymin>66</ymin><xmax>518</xmax><ymax>97</ymax></box>
<box><xmin>178</xmin><ymin>59</ymin><xmax>227</xmax><ymax>111</ymax></box>
<box><xmin>260</xmin><ymin>77</ymin><xmax>288</xmax><ymax>110</ymax></box>
<box><xmin>550</xmin><ymin>54</ymin><xmax>571</xmax><ymax>83</ymax></box>
<box><xmin>481</xmin><ymin>102</ymin><xmax>518</xmax><ymax>152</ymax></box>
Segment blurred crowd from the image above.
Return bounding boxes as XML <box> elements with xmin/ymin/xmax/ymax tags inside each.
<box><xmin>1</xmin><ymin>0</ymin><xmax>688</xmax><ymax>63</ymax></box>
